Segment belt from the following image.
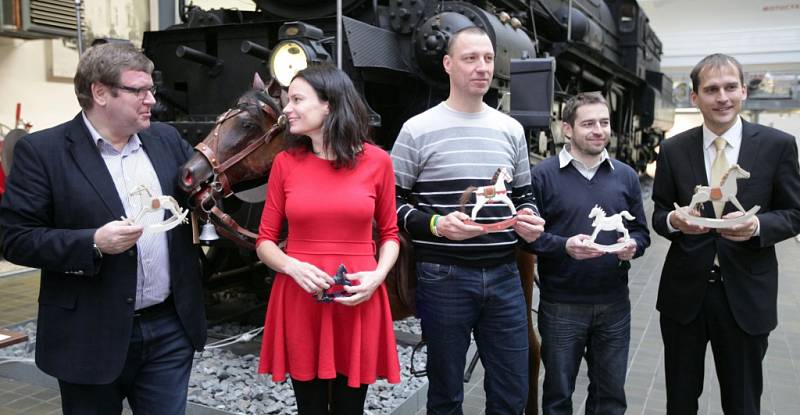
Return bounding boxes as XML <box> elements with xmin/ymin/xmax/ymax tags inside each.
<box><xmin>133</xmin><ymin>295</ymin><xmax>174</xmax><ymax>319</ymax></box>
<box><xmin>708</xmin><ymin>265</ymin><xmax>724</xmax><ymax>283</ymax></box>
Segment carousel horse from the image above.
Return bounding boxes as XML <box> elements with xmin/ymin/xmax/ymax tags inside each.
<box><xmin>689</xmin><ymin>164</ymin><xmax>750</xmax><ymax>213</ymax></box>
<box><xmin>458</xmin><ymin>167</ymin><xmax>517</xmax><ymax>220</ymax></box>
<box><xmin>124</xmin><ymin>185</ymin><xmax>189</xmax><ymax>233</ymax></box>
<box><xmin>178</xmin><ymin>76</ymin><xmax>541</xmax><ymax>414</ymax></box>
<box><xmin>588</xmin><ymin>205</ymin><xmax>635</xmax><ymax>242</ymax></box>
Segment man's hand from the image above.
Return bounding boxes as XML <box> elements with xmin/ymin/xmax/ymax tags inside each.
<box><xmin>565</xmin><ymin>234</ymin><xmax>605</xmax><ymax>260</ymax></box>
<box><xmin>513</xmin><ymin>208</ymin><xmax>546</xmax><ymax>242</ymax></box>
<box><xmin>283</xmin><ymin>257</ymin><xmax>334</xmax><ymax>294</ymax></box>
<box><xmin>93</xmin><ymin>220</ymin><xmax>144</xmax><ymax>255</ymax></box>
<box><xmin>616</xmin><ymin>238</ymin><xmax>637</xmax><ymax>261</ymax></box>
<box><xmin>717</xmin><ymin>211</ymin><xmax>758</xmax><ymax>241</ymax></box>
<box><xmin>436</xmin><ymin>211</ymin><xmax>486</xmax><ymax>240</ymax></box>
<box><xmin>669</xmin><ymin>207</ymin><xmax>710</xmax><ymax>235</ymax></box>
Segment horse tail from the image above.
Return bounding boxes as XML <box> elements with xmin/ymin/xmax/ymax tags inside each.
<box><xmin>620</xmin><ymin>211</ymin><xmax>635</xmax><ymax>220</ymax></box>
<box><xmin>458</xmin><ymin>186</ymin><xmax>477</xmax><ymax>212</ymax></box>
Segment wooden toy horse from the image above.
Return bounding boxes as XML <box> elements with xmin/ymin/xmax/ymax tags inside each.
<box><xmin>588</xmin><ymin>205</ymin><xmax>635</xmax><ymax>242</ymax></box>
<box><xmin>124</xmin><ymin>185</ymin><xmax>189</xmax><ymax>233</ymax></box>
<box><xmin>689</xmin><ymin>164</ymin><xmax>750</xmax><ymax>213</ymax></box>
<box><xmin>459</xmin><ymin>167</ymin><xmax>516</xmax><ymax>220</ymax></box>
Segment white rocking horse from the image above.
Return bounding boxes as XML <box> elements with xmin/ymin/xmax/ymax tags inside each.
<box><xmin>124</xmin><ymin>185</ymin><xmax>189</xmax><ymax>233</ymax></box>
<box><xmin>460</xmin><ymin>167</ymin><xmax>517</xmax><ymax>221</ymax></box>
<box><xmin>673</xmin><ymin>164</ymin><xmax>761</xmax><ymax>229</ymax></box>
<box><xmin>689</xmin><ymin>164</ymin><xmax>749</xmax><ymax>213</ymax></box>
<box><xmin>587</xmin><ymin>205</ymin><xmax>635</xmax><ymax>244</ymax></box>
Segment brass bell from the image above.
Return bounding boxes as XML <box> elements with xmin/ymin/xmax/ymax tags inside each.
<box><xmin>198</xmin><ymin>222</ymin><xmax>219</xmax><ymax>244</ymax></box>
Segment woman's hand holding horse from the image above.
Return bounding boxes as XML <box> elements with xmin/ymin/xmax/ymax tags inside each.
<box><xmin>565</xmin><ymin>234</ymin><xmax>605</xmax><ymax>260</ymax></box>
<box><xmin>436</xmin><ymin>211</ymin><xmax>486</xmax><ymax>240</ymax></box>
<box><xmin>336</xmin><ymin>270</ymin><xmax>385</xmax><ymax>306</ymax></box>
<box><xmin>283</xmin><ymin>257</ymin><xmax>334</xmax><ymax>294</ymax></box>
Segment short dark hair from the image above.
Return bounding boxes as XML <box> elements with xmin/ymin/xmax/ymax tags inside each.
<box><xmin>690</xmin><ymin>53</ymin><xmax>744</xmax><ymax>93</ymax></box>
<box><xmin>447</xmin><ymin>26</ymin><xmax>491</xmax><ymax>56</ymax></box>
<box><xmin>561</xmin><ymin>92</ymin><xmax>609</xmax><ymax>126</ymax></box>
<box><xmin>74</xmin><ymin>42</ymin><xmax>154</xmax><ymax>110</ymax></box>
<box><xmin>288</xmin><ymin>63</ymin><xmax>372</xmax><ymax>169</ymax></box>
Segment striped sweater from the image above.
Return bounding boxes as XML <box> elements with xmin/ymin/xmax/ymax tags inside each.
<box><xmin>391</xmin><ymin>102</ymin><xmax>539</xmax><ymax>266</ymax></box>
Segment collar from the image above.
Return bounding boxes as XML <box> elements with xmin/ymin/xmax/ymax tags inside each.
<box><xmin>558</xmin><ymin>144</ymin><xmax>614</xmax><ymax>170</ymax></box>
<box><xmin>81</xmin><ymin>112</ymin><xmax>142</xmax><ymax>151</ymax></box>
<box><xmin>702</xmin><ymin>117</ymin><xmax>742</xmax><ymax>151</ymax></box>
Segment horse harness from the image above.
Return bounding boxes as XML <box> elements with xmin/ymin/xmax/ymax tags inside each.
<box><xmin>194</xmin><ymin>100</ymin><xmax>284</xmax><ymax>198</ymax></box>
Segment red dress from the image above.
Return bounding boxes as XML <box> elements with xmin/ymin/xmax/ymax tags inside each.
<box><xmin>256</xmin><ymin>143</ymin><xmax>401</xmax><ymax>387</ymax></box>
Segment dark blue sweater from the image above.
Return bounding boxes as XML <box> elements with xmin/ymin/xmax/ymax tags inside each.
<box><xmin>530</xmin><ymin>157</ymin><xmax>650</xmax><ymax>304</ymax></box>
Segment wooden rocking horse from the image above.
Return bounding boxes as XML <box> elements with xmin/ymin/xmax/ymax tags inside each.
<box><xmin>458</xmin><ymin>167</ymin><xmax>519</xmax><ymax>232</ymax></box>
<box><xmin>124</xmin><ymin>185</ymin><xmax>189</xmax><ymax>233</ymax></box>
<box><xmin>673</xmin><ymin>164</ymin><xmax>761</xmax><ymax>228</ymax></box>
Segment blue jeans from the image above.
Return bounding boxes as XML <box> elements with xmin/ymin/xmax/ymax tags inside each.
<box><xmin>416</xmin><ymin>261</ymin><xmax>529</xmax><ymax>415</ymax></box>
<box><xmin>58</xmin><ymin>309</ymin><xmax>195</xmax><ymax>414</ymax></box>
<box><xmin>539</xmin><ymin>298</ymin><xmax>630</xmax><ymax>415</ymax></box>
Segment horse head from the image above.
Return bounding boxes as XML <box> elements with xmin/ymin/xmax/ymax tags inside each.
<box><xmin>588</xmin><ymin>204</ymin><xmax>603</xmax><ymax>219</ymax></box>
<box><xmin>498</xmin><ymin>167</ymin><xmax>513</xmax><ymax>183</ymax></box>
<box><xmin>180</xmin><ymin>74</ymin><xmax>286</xmax><ymax>212</ymax></box>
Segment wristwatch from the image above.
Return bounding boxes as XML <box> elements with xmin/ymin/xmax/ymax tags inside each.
<box><xmin>92</xmin><ymin>242</ymin><xmax>103</xmax><ymax>260</ymax></box>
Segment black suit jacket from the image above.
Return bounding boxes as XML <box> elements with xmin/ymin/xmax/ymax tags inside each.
<box><xmin>0</xmin><ymin>114</ymin><xmax>206</xmax><ymax>384</ymax></box>
<box><xmin>652</xmin><ymin>119</ymin><xmax>800</xmax><ymax>335</ymax></box>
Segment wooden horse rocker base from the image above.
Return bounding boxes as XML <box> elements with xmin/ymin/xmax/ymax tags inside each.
<box><xmin>672</xmin><ymin>164</ymin><xmax>761</xmax><ymax>229</ymax></box>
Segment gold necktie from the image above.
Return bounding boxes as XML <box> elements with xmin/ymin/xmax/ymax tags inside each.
<box><xmin>710</xmin><ymin>137</ymin><xmax>729</xmax><ymax>218</ymax></box>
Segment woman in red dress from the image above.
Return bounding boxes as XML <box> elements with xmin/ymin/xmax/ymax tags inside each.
<box><xmin>255</xmin><ymin>64</ymin><xmax>401</xmax><ymax>414</ymax></box>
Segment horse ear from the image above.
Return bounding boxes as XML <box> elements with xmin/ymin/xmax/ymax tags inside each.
<box><xmin>252</xmin><ymin>73</ymin><xmax>266</xmax><ymax>91</ymax></box>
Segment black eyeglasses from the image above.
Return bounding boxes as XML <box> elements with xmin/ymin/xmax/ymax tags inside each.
<box><xmin>113</xmin><ymin>84</ymin><xmax>157</xmax><ymax>100</ymax></box>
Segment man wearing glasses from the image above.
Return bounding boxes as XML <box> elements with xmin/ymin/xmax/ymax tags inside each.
<box><xmin>0</xmin><ymin>42</ymin><xmax>205</xmax><ymax>414</ymax></box>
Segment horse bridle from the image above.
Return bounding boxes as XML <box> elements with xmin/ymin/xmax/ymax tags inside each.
<box><xmin>190</xmin><ymin>95</ymin><xmax>285</xmax><ymax>248</ymax></box>
<box><xmin>194</xmin><ymin>100</ymin><xmax>285</xmax><ymax>199</ymax></box>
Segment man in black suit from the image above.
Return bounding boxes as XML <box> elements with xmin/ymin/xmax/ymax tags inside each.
<box><xmin>652</xmin><ymin>53</ymin><xmax>800</xmax><ymax>414</ymax></box>
<box><xmin>0</xmin><ymin>43</ymin><xmax>206</xmax><ymax>414</ymax></box>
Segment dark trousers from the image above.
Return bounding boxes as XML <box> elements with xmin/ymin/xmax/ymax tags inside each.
<box><xmin>291</xmin><ymin>374</ymin><xmax>369</xmax><ymax>415</ymax></box>
<box><xmin>660</xmin><ymin>273</ymin><xmax>768</xmax><ymax>415</ymax></box>
<box><xmin>58</xmin><ymin>308</ymin><xmax>194</xmax><ymax>415</ymax></box>
<box><xmin>416</xmin><ymin>261</ymin><xmax>529</xmax><ymax>415</ymax></box>
<box><xmin>539</xmin><ymin>298</ymin><xmax>630</xmax><ymax>415</ymax></box>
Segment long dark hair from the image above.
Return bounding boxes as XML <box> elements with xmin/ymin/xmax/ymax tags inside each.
<box><xmin>286</xmin><ymin>63</ymin><xmax>372</xmax><ymax>168</ymax></box>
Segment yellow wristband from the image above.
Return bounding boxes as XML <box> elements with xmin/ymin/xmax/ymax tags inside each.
<box><xmin>430</xmin><ymin>214</ymin><xmax>441</xmax><ymax>237</ymax></box>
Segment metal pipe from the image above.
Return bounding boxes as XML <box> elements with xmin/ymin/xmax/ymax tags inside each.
<box><xmin>567</xmin><ymin>0</ymin><xmax>572</xmax><ymax>42</ymax></box>
<box><xmin>176</xmin><ymin>45</ymin><xmax>221</xmax><ymax>68</ymax></box>
<box><xmin>240</xmin><ymin>41</ymin><xmax>271</xmax><ymax>60</ymax></box>
<box><xmin>336</xmin><ymin>0</ymin><xmax>343</xmax><ymax>69</ymax></box>
<box><xmin>74</xmin><ymin>0</ymin><xmax>83</xmax><ymax>55</ymax></box>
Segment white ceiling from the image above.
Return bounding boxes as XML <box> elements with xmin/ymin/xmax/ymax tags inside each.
<box><xmin>639</xmin><ymin>0</ymin><xmax>800</xmax><ymax>70</ymax></box>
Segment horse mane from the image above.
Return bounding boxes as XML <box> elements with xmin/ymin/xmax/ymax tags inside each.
<box><xmin>719</xmin><ymin>164</ymin><xmax>743</xmax><ymax>186</ymax></box>
<box><xmin>593</xmin><ymin>205</ymin><xmax>606</xmax><ymax>217</ymax></box>
<box><xmin>491</xmin><ymin>168</ymin><xmax>502</xmax><ymax>182</ymax></box>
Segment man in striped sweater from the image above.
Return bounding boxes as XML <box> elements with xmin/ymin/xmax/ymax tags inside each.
<box><xmin>391</xmin><ymin>27</ymin><xmax>545</xmax><ymax>414</ymax></box>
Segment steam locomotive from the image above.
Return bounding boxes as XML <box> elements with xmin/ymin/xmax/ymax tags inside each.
<box><xmin>141</xmin><ymin>0</ymin><xmax>674</xmax><ymax>290</ymax></box>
